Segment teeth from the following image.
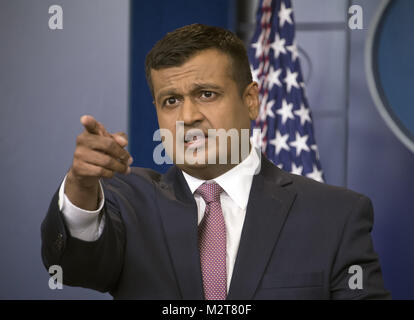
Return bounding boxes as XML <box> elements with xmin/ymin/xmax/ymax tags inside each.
<box><xmin>184</xmin><ymin>135</ymin><xmax>204</xmax><ymax>143</ymax></box>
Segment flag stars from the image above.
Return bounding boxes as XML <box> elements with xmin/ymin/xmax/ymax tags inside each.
<box><xmin>248</xmin><ymin>1</ymin><xmax>324</xmax><ymax>184</ymax></box>
<box><xmin>286</xmin><ymin>41</ymin><xmax>299</xmax><ymax>61</ymax></box>
<box><xmin>284</xmin><ymin>68</ymin><xmax>299</xmax><ymax>93</ymax></box>
<box><xmin>289</xmin><ymin>132</ymin><xmax>310</xmax><ymax>156</ymax></box>
<box><xmin>270</xmin><ymin>33</ymin><xmax>286</xmax><ymax>59</ymax></box>
<box><xmin>250</xmin><ymin>64</ymin><xmax>261</xmax><ymax>83</ymax></box>
<box><xmin>258</xmin><ymin>93</ymin><xmax>269</xmax><ymax>121</ymax></box>
<box><xmin>269</xmin><ymin>130</ymin><xmax>290</xmax><ymax>155</ymax></box>
<box><xmin>266</xmin><ymin>66</ymin><xmax>282</xmax><ymax>89</ymax></box>
<box><xmin>252</xmin><ymin>126</ymin><xmax>268</xmax><ymax>152</ymax></box>
<box><xmin>311</xmin><ymin>144</ymin><xmax>321</xmax><ymax>160</ymax></box>
<box><xmin>276</xmin><ymin>99</ymin><xmax>294</xmax><ymax>124</ymax></box>
<box><xmin>265</xmin><ymin>100</ymin><xmax>276</xmax><ymax>118</ymax></box>
<box><xmin>294</xmin><ymin>103</ymin><xmax>311</xmax><ymax>125</ymax></box>
<box><xmin>278</xmin><ymin>2</ymin><xmax>293</xmax><ymax>27</ymax></box>
<box><xmin>290</xmin><ymin>163</ymin><xmax>303</xmax><ymax>175</ymax></box>
<box><xmin>306</xmin><ymin>165</ymin><xmax>324</xmax><ymax>182</ymax></box>
<box><xmin>259</xmin><ymin>126</ymin><xmax>268</xmax><ymax>151</ymax></box>
<box><xmin>251</xmin><ymin>32</ymin><xmax>266</xmax><ymax>59</ymax></box>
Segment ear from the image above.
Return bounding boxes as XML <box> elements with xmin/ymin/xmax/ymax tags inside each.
<box><xmin>243</xmin><ymin>82</ymin><xmax>260</xmax><ymax>120</ymax></box>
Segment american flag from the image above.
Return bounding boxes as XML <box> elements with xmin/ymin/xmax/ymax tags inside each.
<box><xmin>249</xmin><ymin>0</ymin><xmax>324</xmax><ymax>182</ymax></box>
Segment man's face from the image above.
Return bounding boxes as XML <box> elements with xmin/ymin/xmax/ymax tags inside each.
<box><xmin>151</xmin><ymin>49</ymin><xmax>259</xmax><ymax>179</ymax></box>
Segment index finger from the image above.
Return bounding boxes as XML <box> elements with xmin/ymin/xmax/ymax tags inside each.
<box><xmin>80</xmin><ymin>115</ymin><xmax>110</xmax><ymax>137</ymax></box>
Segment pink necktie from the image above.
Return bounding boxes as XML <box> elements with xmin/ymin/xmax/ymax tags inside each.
<box><xmin>196</xmin><ymin>182</ymin><xmax>227</xmax><ymax>300</ymax></box>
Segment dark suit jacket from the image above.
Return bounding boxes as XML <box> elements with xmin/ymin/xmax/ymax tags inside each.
<box><xmin>41</xmin><ymin>156</ymin><xmax>390</xmax><ymax>299</ymax></box>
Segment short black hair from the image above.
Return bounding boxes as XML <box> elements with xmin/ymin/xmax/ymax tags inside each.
<box><xmin>145</xmin><ymin>23</ymin><xmax>253</xmax><ymax>97</ymax></box>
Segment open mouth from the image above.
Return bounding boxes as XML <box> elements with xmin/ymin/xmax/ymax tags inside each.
<box><xmin>184</xmin><ymin>130</ymin><xmax>208</xmax><ymax>148</ymax></box>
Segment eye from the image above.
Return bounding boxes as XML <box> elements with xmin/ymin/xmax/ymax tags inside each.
<box><xmin>200</xmin><ymin>91</ymin><xmax>216</xmax><ymax>99</ymax></box>
<box><xmin>163</xmin><ymin>97</ymin><xmax>178</xmax><ymax>107</ymax></box>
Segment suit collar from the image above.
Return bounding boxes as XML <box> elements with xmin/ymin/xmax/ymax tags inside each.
<box><xmin>162</xmin><ymin>165</ymin><xmax>194</xmax><ymax>203</ymax></box>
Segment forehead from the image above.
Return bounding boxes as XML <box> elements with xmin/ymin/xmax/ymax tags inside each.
<box><xmin>151</xmin><ymin>49</ymin><xmax>234</xmax><ymax>95</ymax></box>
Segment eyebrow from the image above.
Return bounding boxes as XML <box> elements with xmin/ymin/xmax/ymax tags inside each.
<box><xmin>156</xmin><ymin>90</ymin><xmax>177</xmax><ymax>103</ymax></box>
<box><xmin>191</xmin><ymin>82</ymin><xmax>223</xmax><ymax>92</ymax></box>
<box><xmin>156</xmin><ymin>82</ymin><xmax>223</xmax><ymax>103</ymax></box>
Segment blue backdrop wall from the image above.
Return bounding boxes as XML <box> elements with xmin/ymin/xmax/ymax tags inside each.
<box><xmin>348</xmin><ymin>0</ymin><xmax>414</xmax><ymax>299</ymax></box>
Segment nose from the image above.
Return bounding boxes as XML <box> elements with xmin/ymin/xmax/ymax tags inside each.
<box><xmin>179</xmin><ymin>98</ymin><xmax>204</xmax><ymax>126</ymax></box>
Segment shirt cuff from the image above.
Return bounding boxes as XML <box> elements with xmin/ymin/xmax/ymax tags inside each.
<box><xmin>58</xmin><ymin>174</ymin><xmax>105</xmax><ymax>241</ymax></box>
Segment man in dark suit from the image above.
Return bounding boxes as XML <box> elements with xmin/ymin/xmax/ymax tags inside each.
<box><xmin>41</xmin><ymin>24</ymin><xmax>390</xmax><ymax>299</ymax></box>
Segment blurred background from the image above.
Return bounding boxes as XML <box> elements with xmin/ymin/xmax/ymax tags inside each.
<box><xmin>0</xmin><ymin>0</ymin><xmax>413</xmax><ymax>299</ymax></box>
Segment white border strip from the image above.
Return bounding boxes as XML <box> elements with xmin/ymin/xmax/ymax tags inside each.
<box><xmin>365</xmin><ymin>0</ymin><xmax>414</xmax><ymax>153</ymax></box>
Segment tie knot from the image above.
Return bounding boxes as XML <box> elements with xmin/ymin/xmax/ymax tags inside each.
<box><xmin>195</xmin><ymin>182</ymin><xmax>223</xmax><ymax>204</ymax></box>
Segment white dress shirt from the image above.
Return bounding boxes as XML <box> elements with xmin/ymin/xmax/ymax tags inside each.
<box><xmin>59</xmin><ymin>143</ymin><xmax>261</xmax><ymax>291</ymax></box>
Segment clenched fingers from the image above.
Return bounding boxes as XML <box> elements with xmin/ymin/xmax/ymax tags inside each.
<box><xmin>74</xmin><ymin>147</ymin><xmax>130</xmax><ymax>174</ymax></box>
<box><xmin>77</xmin><ymin>132</ymin><xmax>131</xmax><ymax>164</ymax></box>
<box><xmin>111</xmin><ymin>132</ymin><xmax>128</xmax><ymax>148</ymax></box>
<box><xmin>72</xmin><ymin>160</ymin><xmax>118</xmax><ymax>179</ymax></box>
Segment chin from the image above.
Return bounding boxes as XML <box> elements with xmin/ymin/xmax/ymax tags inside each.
<box><xmin>175</xmin><ymin>148</ymin><xmax>215</xmax><ymax>170</ymax></box>
<box><xmin>182</xmin><ymin>162</ymin><xmax>210</xmax><ymax>170</ymax></box>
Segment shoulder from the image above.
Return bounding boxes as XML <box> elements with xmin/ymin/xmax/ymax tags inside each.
<box><xmin>291</xmin><ymin>172</ymin><xmax>365</xmax><ymax>203</ymax></box>
<box><xmin>289</xmin><ymin>171</ymin><xmax>373</xmax><ymax>226</ymax></box>
<box><xmin>264</xmin><ymin>165</ymin><xmax>375</xmax><ymax>240</ymax></box>
<box><xmin>263</xmin><ymin>159</ymin><xmax>372</xmax><ymax>217</ymax></box>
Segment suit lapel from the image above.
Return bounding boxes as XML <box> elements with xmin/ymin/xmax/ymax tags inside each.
<box><xmin>156</xmin><ymin>166</ymin><xmax>204</xmax><ymax>300</ymax></box>
<box><xmin>227</xmin><ymin>157</ymin><xmax>297</xmax><ymax>300</ymax></box>
<box><xmin>156</xmin><ymin>157</ymin><xmax>297</xmax><ymax>300</ymax></box>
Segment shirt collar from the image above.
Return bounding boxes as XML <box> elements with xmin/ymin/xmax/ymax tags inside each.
<box><xmin>181</xmin><ymin>140</ymin><xmax>261</xmax><ymax>210</ymax></box>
